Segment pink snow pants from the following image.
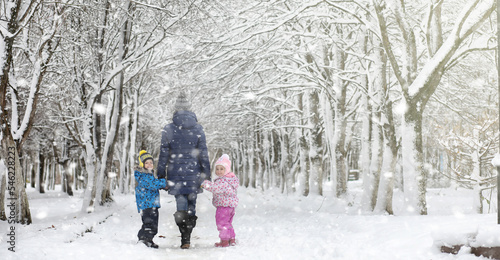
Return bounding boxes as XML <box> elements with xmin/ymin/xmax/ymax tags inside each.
<box><xmin>215</xmin><ymin>207</ymin><xmax>236</xmax><ymax>240</ymax></box>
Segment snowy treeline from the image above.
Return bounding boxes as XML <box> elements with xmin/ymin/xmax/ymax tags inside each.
<box><xmin>0</xmin><ymin>0</ymin><xmax>498</xmax><ymax>223</ymax></box>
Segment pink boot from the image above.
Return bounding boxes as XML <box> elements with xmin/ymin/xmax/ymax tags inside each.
<box><xmin>229</xmin><ymin>238</ymin><xmax>236</xmax><ymax>246</ymax></box>
<box><xmin>215</xmin><ymin>240</ymin><xmax>229</xmax><ymax>247</ymax></box>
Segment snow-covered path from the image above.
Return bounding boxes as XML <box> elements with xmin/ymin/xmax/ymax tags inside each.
<box><xmin>0</xmin><ymin>183</ymin><xmax>495</xmax><ymax>260</ymax></box>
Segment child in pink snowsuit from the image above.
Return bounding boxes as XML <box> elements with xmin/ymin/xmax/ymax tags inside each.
<box><xmin>201</xmin><ymin>154</ymin><xmax>239</xmax><ymax>247</ymax></box>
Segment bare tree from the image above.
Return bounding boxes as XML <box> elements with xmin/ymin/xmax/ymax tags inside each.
<box><xmin>0</xmin><ymin>0</ymin><xmax>71</xmax><ymax>224</ymax></box>
<box><xmin>372</xmin><ymin>0</ymin><xmax>495</xmax><ymax>215</ymax></box>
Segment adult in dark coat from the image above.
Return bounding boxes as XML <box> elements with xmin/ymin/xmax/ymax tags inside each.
<box><xmin>157</xmin><ymin>92</ymin><xmax>211</xmax><ymax>249</ymax></box>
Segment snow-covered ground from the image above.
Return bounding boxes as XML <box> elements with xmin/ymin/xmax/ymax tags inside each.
<box><xmin>0</xmin><ymin>181</ymin><xmax>496</xmax><ymax>260</ymax></box>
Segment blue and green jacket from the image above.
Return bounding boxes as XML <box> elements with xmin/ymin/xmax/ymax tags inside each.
<box><xmin>134</xmin><ymin>166</ymin><xmax>166</xmax><ymax>212</ymax></box>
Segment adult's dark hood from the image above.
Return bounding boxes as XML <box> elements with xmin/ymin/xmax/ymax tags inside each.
<box><xmin>172</xmin><ymin>110</ymin><xmax>198</xmax><ymax>129</ymax></box>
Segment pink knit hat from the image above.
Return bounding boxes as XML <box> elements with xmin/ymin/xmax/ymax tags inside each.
<box><xmin>215</xmin><ymin>154</ymin><xmax>231</xmax><ymax>176</ymax></box>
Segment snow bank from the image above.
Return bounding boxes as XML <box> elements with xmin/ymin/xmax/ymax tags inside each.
<box><xmin>471</xmin><ymin>225</ymin><xmax>500</xmax><ymax>248</ymax></box>
<box><xmin>432</xmin><ymin>229</ymin><xmax>476</xmax><ymax>248</ymax></box>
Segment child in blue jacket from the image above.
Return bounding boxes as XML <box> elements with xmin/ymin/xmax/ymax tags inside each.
<box><xmin>135</xmin><ymin>150</ymin><xmax>167</xmax><ymax>248</ymax></box>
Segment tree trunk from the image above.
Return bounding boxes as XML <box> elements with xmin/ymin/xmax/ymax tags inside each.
<box><xmin>368</xmin><ymin>36</ymin><xmax>386</xmax><ymax>210</ymax></box>
<box><xmin>374</xmin><ymin>40</ymin><xmax>397</xmax><ymax>214</ymax></box>
<box><xmin>255</xmin><ymin>125</ymin><xmax>264</xmax><ymax>191</ymax></box>
<box><xmin>334</xmin><ymin>42</ymin><xmax>348</xmax><ymax>197</ymax></box>
<box><xmin>309</xmin><ymin>90</ymin><xmax>323</xmax><ymax>196</ymax></box>
<box><xmin>82</xmin><ymin>111</ymin><xmax>100</xmax><ymax>213</ymax></box>
<box><xmin>62</xmin><ymin>159</ymin><xmax>73</xmax><ymax>196</ymax></box>
<box><xmin>272</xmin><ymin>129</ymin><xmax>279</xmax><ymax>188</ymax></box>
<box><xmin>374</xmin><ymin>145</ymin><xmax>397</xmax><ymax>215</ymax></box>
<box><xmin>51</xmin><ymin>159</ymin><xmax>58</xmax><ymax>190</ymax></box>
<box><xmin>375</xmin><ymin>96</ymin><xmax>398</xmax><ymax>215</ymax></box>
<box><xmin>87</xmin><ymin>0</ymin><xmax>109</xmax><ymax>210</ymax></box>
<box><xmin>0</xmin><ymin>161</ymin><xmax>6</xmax><ymax>220</ymax></box>
<box><xmin>370</xmin><ymin>110</ymin><xmax>383</xmax><ymax>209</ymax></box>
<box><xmin>402</xmin><ymin>107</ymin><xmax>427</xmax><ymax>215</ymax></box>
<box><xmin>63</xmin><ymin>141</ymin><xmax>74</xmax><ymax>196</ymax></box>
<box><xmin>300</xmin><ymin>135</ymin><xmax>310</xmax><ymax>197</ymax></box>
<box><xmin>240</xmin><ymin>139</ymin><xmax>249</xmax><ymax>187</ymax></box>
<box><xmin>280</xmin><ymin>128</ymin><xmax>292</xmax><ymax>194</ymax></box>
<box><xmin>322</xmin><ymin>91</ymin><xmax>337</xmax><ymax>195</ymax></box>
<box><xmin>128</xmin><ymin>87</ymin><xmax>139</xmax><ymax>192</ymax></box>
<box><xmin>38</xmin><ymin>154</ymin><xmax>45</xmax><ymax>194</ymax></box>
<box><xmin>30</xmin><ymin>158</ymin><xmax>36</xmax><ymax>188</ymax></box>
<box><xmin>97</xmin><ymin>0</ymin><xmax>134</xmax><ymax>204</ymax></box>
<box><xmin>53</xmin><ymin>141</ymin><xmax>73</xmax><ymax>196</ymax></box>
<box><xmin>120</xmin><ymin>109</ymin><xmax>131</xmax><ymax>194</ymax></box>
<box><xmin>360</xmin><ymin>67</ymin><xmax>372</xmax><ymax>211</ymax></box>
<box><xmin>3</xmin><ymin>137</ymin><xmax>32</xmax><ymax>224</ymax></box>
<box><xmin>251</xmin><ymin>129</ymin><xmax>258</xmax><ymax>189</ymax></box>
<box><xmin>297</xmin><ymin>92</ymin><xmax>310</xmax><ymax>196</ymax></box>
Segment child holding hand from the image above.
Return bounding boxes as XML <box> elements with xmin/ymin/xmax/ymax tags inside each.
<box><xmin>202</xmin><ymin>154</ymin><xmax>239</xmax><ymax>247</ymax></box>
<box><xmin>135</xmin><ymin>150</ymin><xmax>167</xmax><ymax>249</ymax></box>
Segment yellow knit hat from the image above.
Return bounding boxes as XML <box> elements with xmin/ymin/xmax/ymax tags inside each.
<box><xmin>138</xmin><ymin>150</ymin><xmax>154</xmax><ymax>168</ymax></box>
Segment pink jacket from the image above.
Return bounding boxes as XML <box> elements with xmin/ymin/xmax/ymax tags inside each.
<box><xmin>202</xmin><ymin>172</ymin><xmax>239</xmax><ymax>208</ymax></box>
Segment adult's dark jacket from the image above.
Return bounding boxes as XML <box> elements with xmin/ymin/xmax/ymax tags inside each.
<box><xmin>157</xmin><ymin>110</ymin><xmax>211</xmax><ymax>195</ymax></box>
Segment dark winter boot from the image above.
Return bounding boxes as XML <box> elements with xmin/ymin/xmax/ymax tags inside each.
<box><xmin>229</xmin><ymin>238</ymin><xmax>236</xmax><ymax>246</ymax></box>
<box><xmin>186</xmin><ymin>215</ymin><xmax>198</xmax><ymax>234</ymax></box>
<box><xmin>182</xmin><ymin>215</ymin><xmax>198</xmax><ymax>248</ymax></box>
<box><xmin>139</xmin><ymin>239</ymin><xmax>159</xmax><ymax>249</ymax></box>
<box><xmin>174</xmin><ymin>211</ymin><xmax>191</xmax><ymax>249</ymax></box>
<box><xmin>215</xmin><ymin>239</ymin><xmax>230</xmax><ymax>248</ymax></box>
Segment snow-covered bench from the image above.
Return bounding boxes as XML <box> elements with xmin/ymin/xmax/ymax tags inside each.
<box><xmin>433</xmin><ymin>225</ymin><xmax>500</xmax><ymax>259</ymax></box>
